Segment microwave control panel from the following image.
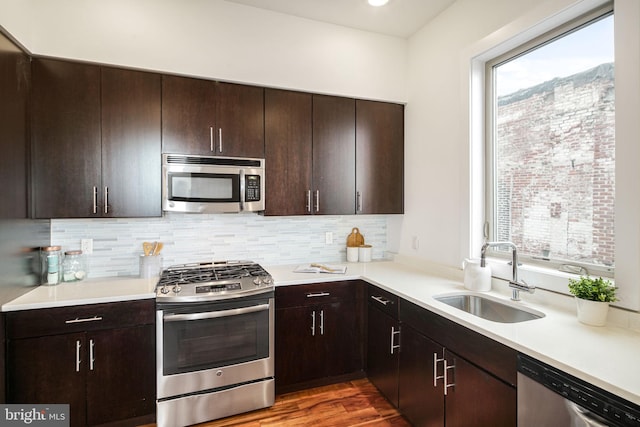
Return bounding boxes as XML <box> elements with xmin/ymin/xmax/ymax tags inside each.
<box><xmin>245</xmin><ymin>175</ymin><xmax>261</xmax><ymax>202</ymax></box>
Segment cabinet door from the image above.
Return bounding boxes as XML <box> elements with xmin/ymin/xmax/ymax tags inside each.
<box><xmin>31</xmin><ymin>59</ymin><xmax>102</xmax><ymax>218</ymax></box>
<box><xmin>264</xmin><ymin>88</ymin><xmax>313</xmax><ymax>215</ymax></box>
<box><xmin>162</xmin><ymin>74</ymin><xmax>216</xmax><ymax>155</ymax></box>
<box><xmin>321</xmin><ymin>298</ymin><xmax>362</xmax><ymax>378</ymax></box>
<box><xmin>86</xmin><ymin>325</ymin><xmax>155</xmax><ymax>425</ymax></box>
<box><xmin>7</xmin><ymin>334</ymin><xmax>87</xmax><ymax>427</ymax></box>
<box><xmin>444</xmin><ymin>350</ymin><xmax>516</xmax><ymax>427</ymax></box>
<box><xmin>356</xmin><ymin>100</ymin><xmax>404</xmax><ymax>214</ymax></box>
<box><xmin>215</xmin><ymin>82</ymin><xmax>264</xmax><ymax>158</ymax></box>
<box><xmin>0</xmin><ymin>33</ymin><xmax>29</xmax><ymax>219</ymax></box>
<box><xmin>367</xmin><ymin>304</ymin><xmax>400</xmax><ymax>407</ymax></box>
<box><xmin>275</xmin><ymin>306</ymin><xmax>321</xmax><ymax>390</ymax></box>
<box><xmin>398</xmin><ymin>325</ymin><xmax>444</xmax><ymax>427</ymax></box>
<box><xmin>312</xmin><ymin>95</ymin><xmax>356</xmax><ymax>215</ymax></box>
<box><xmin>101</xmin><ymin>67</ymin><xmax>161</xmax><ymax>217</ymax></box>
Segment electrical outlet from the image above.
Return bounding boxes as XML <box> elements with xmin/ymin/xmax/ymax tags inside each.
<box><xmin>412</xmin><ymin>236</ymin><xmax>419</xmax><ymax>250</ymax></box>
<box><xmin>325</xmin><ymin>232</ymin><xmax>333</xmax><ymax>244</ymax></box>
<box><xmin>81</xmin><ymin>238</ymin><xmax>93</xmax><ymax>255</ymax></box>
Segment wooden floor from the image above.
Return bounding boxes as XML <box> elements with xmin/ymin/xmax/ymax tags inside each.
<box><xmin>193</xmin><ymin>379</ymin><xmax>411</xmax><ymax>427</ymax></box>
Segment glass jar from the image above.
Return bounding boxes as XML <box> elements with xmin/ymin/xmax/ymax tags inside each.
<box><xmin>62</xmin><ymin>250</ymin><xmax>87</xmax><ymax>282</ymax></box>
<box><xmin>41</xmin><ymin>246</ymin><xmax>62</xmax><ymax>285</ymax></box>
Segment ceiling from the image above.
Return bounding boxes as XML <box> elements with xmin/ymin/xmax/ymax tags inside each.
<box><xmin>225</xmin><ymin>0</ymin><xmax>457</xmax><ymax>38</ymax></box>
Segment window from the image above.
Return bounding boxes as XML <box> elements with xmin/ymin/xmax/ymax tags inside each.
<box><xmin>485</xmin><ymin>6</ymin><xmax>614</xmax><ymax>276</ymax></box>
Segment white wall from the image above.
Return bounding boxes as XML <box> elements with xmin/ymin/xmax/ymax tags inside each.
<box><xmin>0</xmin><ymin>0</ymin><xmax>407</xmax><ymax>102</ymax></box>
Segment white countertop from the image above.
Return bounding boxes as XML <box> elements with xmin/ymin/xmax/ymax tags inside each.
<box><xmin>1</xmin><ymin>276</ymin><xmax>157</xmax><ymax>311</ymax></box>
<box><xmin>2</xmin><ymin>259</ymin><xmax>639</xmax><ymax>407</ymax></box>
<box><xmin>267</xmin><ymin>260</ymin><xmax>640</xmax><ymax>407</ymax></box>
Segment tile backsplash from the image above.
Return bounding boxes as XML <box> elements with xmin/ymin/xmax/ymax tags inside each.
<box><xmin>51</xmin><ymin>213</ymin><xmax>390</xmax><ymax>278</ymax></box>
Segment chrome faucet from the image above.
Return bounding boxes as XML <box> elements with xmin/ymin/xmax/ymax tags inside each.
<box><xmin>481</xmin><ymin>241</ymin><xmax>535</xmax><ymax>301</ymax></box>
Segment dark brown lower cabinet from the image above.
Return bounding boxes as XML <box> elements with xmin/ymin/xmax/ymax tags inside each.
<box><xmin>398</xmin><ymin>300</ymin><xmax>517</xmax><ymax>427</ymax></box>
<box><xmin>275</xmin><ymin>281</ymin><xmax>364</xmax><ymax>393</ymax></box>
<box><xmin>6</xmin><ymin>300</ymin><xmax>155</xmax><ymax>427</ymax></box>
<box><xmin>366</xmin><ymin>285</ymin><xmax>400</xmax><ymax>407</ymax></box>
<box><xmin>398</xmin><ymin>325</ymin><xmax>443</xmax><ymax>426</ymax></box>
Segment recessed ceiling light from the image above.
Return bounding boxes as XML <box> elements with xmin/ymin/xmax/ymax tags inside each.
<box><xmin>368</xmin><ymin>0</ymin><xmax>389</xmax><ymax>6</ymax></box>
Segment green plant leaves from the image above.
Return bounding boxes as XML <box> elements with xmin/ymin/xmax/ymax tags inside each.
<box><xmin>568</xmin><ymin>276</ymin><xmax>618</xmax><ymax>302</ymax></box>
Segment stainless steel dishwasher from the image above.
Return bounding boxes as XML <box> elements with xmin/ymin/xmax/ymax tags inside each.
<box><xmin>518</xmin><ymin>354</ymin><xmax>640</xmax><ymax>427</ymax></box>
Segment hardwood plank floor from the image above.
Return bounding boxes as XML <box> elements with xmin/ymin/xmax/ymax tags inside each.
<box><xmin>192</xmin><ymin>379</ymin><xmax>411</xmax><ymax>427</ymax></box>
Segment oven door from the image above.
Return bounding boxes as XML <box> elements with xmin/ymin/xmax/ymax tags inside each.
<box><xmin>156</xmin><ymin>293</ymin><xmax>274</xmax><ymax>399</ymax></box>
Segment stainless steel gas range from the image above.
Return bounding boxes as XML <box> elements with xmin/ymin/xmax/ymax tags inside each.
<box><xmin>155</xmin><ymin>260</ymin><xmax>275</xmax><ymax>427</ymax></box>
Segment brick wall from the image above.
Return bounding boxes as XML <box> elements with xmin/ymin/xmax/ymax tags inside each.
<box><xmin>496</xmin><ymin>63</ymin><xmax>615</xmax><ymax>266</ymax></box>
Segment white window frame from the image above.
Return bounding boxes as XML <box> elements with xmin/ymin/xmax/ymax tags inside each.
<box><xmin>464</xmin><ymin>0</ymin><xmax>640</xmax><ymax>311</ymax></box>
<box><xmin>484</xmin><ymin>5</ymin><xmax>614</xmax><ymax>278</ymax></box>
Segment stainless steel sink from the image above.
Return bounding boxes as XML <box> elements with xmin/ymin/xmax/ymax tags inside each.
<box><xmin>434</xmin><ymin>293</ymin><xmax>544</xmax><ymax>323</ymax></box>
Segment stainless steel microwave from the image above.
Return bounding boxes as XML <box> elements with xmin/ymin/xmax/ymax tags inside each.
<box><xmin>162</xmin><ymin>154</ymin><xmax>265</xmax><ymax>214</ymax></box>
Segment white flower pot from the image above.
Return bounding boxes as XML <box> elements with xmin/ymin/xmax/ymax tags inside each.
<box><xmin>575</xmin><ymin>298</ymin><xmax>610</xmax><ymax>326</ymax></box>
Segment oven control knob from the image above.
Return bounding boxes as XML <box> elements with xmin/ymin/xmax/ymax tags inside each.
<box><xmin>172</xmin><ymin>285</ymin><xmax>182</xmax><ymax>293</ymax></box>
<box><xmin>263</xmin><ymin>276</ymin><xmax>273</xmax><ymax>285</ymax></box>
<box><xmin>160</xmin><ymin>286</ymin><xmax>170</xmax><ymax>294</ymax></box>
<box><xmin>253</xmin><ymin>277</ymin><xmax>263</xmax><ymax>286</ymax></box>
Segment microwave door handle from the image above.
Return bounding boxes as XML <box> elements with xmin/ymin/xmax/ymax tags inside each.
<box><xmin>239</xmin><ymin>170</ymin><xmax>245</xmax><ymax>211</ymax></box>
<box><xmin>163</xmin><ymin>303</ymin><xmax>270</xmax><ymax>322</ymax></box>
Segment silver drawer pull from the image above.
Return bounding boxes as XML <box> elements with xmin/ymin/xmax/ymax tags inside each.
<box><xmin>306</xmin><ymin>292</ymin><xmax>330</xmax><ymax>298</ymax></box>
<box><xmin>371</xmin><ymin>295</ymin><xmax>390</xmax><ymax>305</ymax></box>
<box><xmin>75</xmin><ymin>340</ymin><xmax>81</xmax><ymax>372</ymax></box>
<box><xmin>390</xmin><ymin>326</ymin><xmax>401</xmax><ymax>354</ymax></box>
<box><xmin>444</xmin><ymin>358</ymin><xmax>456</xmax><ymax>395</ymax></box>
<box><xmin>65</xmin><ymin>316</ymin><xmax>103</xmax><ymax>324</ymax></box>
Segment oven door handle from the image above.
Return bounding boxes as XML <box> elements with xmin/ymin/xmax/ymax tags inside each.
<box><xmin>163</xmin><ymin>303</ymin><xmax>270</xmax><ymax>322</ymax></box>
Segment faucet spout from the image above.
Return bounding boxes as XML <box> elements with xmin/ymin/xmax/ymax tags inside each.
<box><xmin>479</xmin><ymin>241</ymin><xmax>535</xmax><ymax>300</ymax></box>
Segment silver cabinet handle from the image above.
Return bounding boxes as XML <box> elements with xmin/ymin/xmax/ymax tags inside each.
<box><xmin>104</xmin><ymin>186</ymin><xmax>109</xmax><ymax>214</ymax></box>
<box><xmin>320</xmin><ymin>309</ymin><xmax>324</xmax><ymax>335</ymax></box>
<box><xmin>89</xmin><ymin>339</ymin><xmax>95</xmax><ymax>371</ymax></box>
<box><xmin>311</xmin><ymin>310</ymin><xmax>316</xmax><ymax>336</ymax></box>
<box><xmin>164</xmin><ymin>303</ymin><xmax>269</xmax><ymax>322</ymax></box>
<box><xmin>210</xmin><ymin>126</ymin><xmax>214</xmax><ymax>152</ymax></box>
<box><xmin>306</xmin><ymin>190</ymin><xmax>312</xmax><ymax>213</ymax></box>
<box><xmin>433</xmin><ymin>351</ymin><xmax>445</xmax><ymax>387</ymax></box>
<box><xmin>65</xmin><ymin>316</ymin><xmax>103</xmax><ymax>324</ymax></box>
<box><xmin>356</xmin><ymin>191</ymin><xmax>362</xmax><ymax>212</ymax></box>
<box><xmin>218</xmin><ymin>128</ymin><xmax>223</xmax><ymax>153</ymax></box>
<box><xmin>92</xmin><ymin>186</ymin><xmax>98</xmax><ymax>214</ymax></box>
<box><xmin>75</xmin><ymin>340</ymin><xmax>82</xmax><ymax>372</ymax></box>
<box><xmin>314</xmin><ymin>190</ymin><xmax>320</xmax><ymax>213</ymax></box>
<box><xmin>444</xmin><ymin>358</ymin><xmax>456</xmax><ymax>395</ymax></box>
<box><xmin>371</xmin><ymin>295</ymin><xmax>390</xmax><ymax>306</ymax></box>
<box><xmin>306</xmin><ymin>292</ymin><xmax>330</xmax><ymax>298</ymax></box>
<box><xmin>390</xmin><ymin>326</ymin><xmax>401</xmax><ymax>354</ymax></box>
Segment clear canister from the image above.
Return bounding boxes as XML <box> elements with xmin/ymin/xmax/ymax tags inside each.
<box><xmin>62</xmin><ymin>250</ymin><xmax>87</xmax><ymax>282</ymax></box>
<box><xmin>41</xmin><ymin>246</ymin><xmax>62</xmax><ymax>285</ymax></box>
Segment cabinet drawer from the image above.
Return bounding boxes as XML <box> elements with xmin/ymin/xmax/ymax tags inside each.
<box><xmin>399</xmin><ymin>299</ymin><xmax>517</xmax><ymax>386</ymax></box>
<box><xmin>6</xmin><ymin>299</ymin><xmax>155</xmax><ymax>339</ymax></box>
<box><xmin>367</xmin><ymin>284</ymin><xmax>399</xmax><ymax>319</ymax></box>
<box><xmin>276</xmin><ymin>281</ymin><xmax>357</xmax><ymax>309</ymax></box>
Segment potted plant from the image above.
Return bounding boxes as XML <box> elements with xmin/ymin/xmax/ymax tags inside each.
<box><xmin>568</xmin><ymin>276</ymin><xmax>617</xmax><ymax>326</ymax></box>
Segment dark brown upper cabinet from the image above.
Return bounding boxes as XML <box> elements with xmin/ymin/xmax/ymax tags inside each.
<box><xmin>0</xmin><ymin>32</ymin><xmax>30</xmax><ymax>219</ymax></box>
<box><xmin>264</xmin><ymin>88</ymin><xmax>313</xmax><ymax>216</ymax></box>
<box><xmin>162</xmin><ymin>75</ymin><xmax>264</xmax><ymax>158</ymax></box>
<box><xmin>265</xmin><ymin>91</ymin><xmax>357</xmax><ymax>216</ymax></box>
<box><xmin>356</xmin><ymin>100</ymin><xmax>404</xmax><ymax>214</ymax></box>
<box><xmin>101</xmin><ymin>67</ymin><xmax>162</xmax><ymax>217</ymax></box>
<box><xmin>312</xmin><ymin>94</ymin><xmax>357</xmax><ymax>215</ymax></box>
<box><xmin>31</xmin><ymin>59</ymin><xmax>161</xmax><ymax>218</ymax></box>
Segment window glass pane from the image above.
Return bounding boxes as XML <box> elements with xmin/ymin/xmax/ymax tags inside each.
<box><xmin>491</xmin><ymin>14</ymin><xmax>614</xmax><ymax>270</ymax></box>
